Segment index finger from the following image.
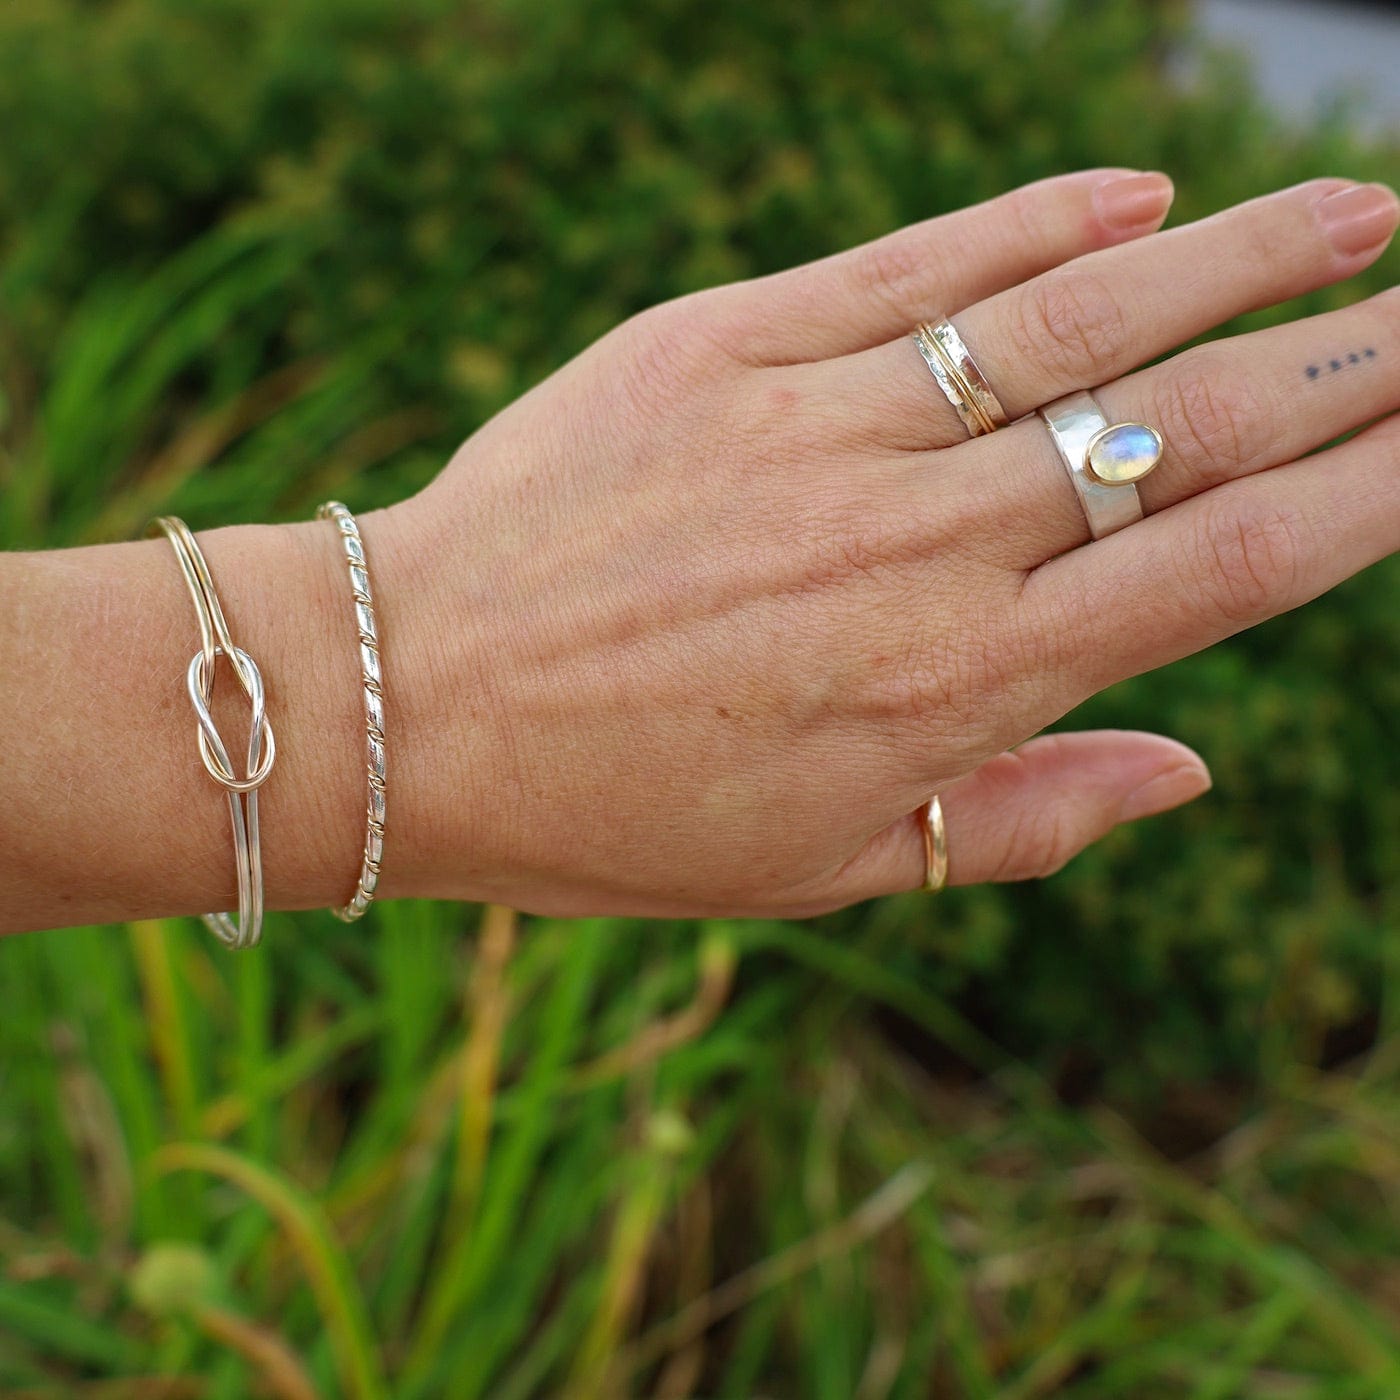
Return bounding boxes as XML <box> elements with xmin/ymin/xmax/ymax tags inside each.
<box><xmin>698</xmin><ymin>168</ymin><xmax>1174</xmax><ymax>365</ymax></box>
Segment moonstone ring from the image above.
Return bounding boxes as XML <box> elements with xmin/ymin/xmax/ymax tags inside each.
<box><xmin>1037</xmin><ymin>389</ymin><xmax>1164</xmax><ymax>540</ymax></box>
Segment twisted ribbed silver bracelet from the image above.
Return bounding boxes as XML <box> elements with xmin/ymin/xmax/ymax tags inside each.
<box><xmin>317</xmin><ymin>501</ymin><xmax>386</xmax><ymax>921</ymax></box>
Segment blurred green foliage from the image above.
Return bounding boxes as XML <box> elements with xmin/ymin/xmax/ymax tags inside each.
<box><xmin>2</xmin><ymin>0</ymin><xmax>1400</xmax><ymax>1393</ymax></box>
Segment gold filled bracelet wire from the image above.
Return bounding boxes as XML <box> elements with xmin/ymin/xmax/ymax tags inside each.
<box><xmin>317</xmin><ymin>502</ymin><xmax>386</xmax><ymax>922</ymax></box>
<box><xmin>149</xmin><ymin>516</ymin><xmax>276</xmax><ymax>949</ymax></box>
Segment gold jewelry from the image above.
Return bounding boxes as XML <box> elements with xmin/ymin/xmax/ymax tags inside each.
<box><xmin>149</xmin><ymin>516</ymin><xmax>275</xmax><ymax>949</ymax></box>
<box><xmin>912</xmin><ymin>318</ymin><xmax>1009</xmax><ymax>438</ymax></box>
<box><xmin>1038</xmin><ymin>390</ymin><xmax>1163</xmax><ymax>540</ymax></box>
<box><xmin>317</xmin><ymin>502</ymin><xmax>386</xmax><ymax>921</ymax></box>
<box><xmin>919</xmin><ymin>795</ymin><xmax>948</xmax><ymax>893</ymax></box>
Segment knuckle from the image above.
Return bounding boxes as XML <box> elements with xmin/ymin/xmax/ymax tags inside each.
<box><xmin>998</xmin><ymin>182</ymin><xmax>1054</xmax><ymax>252</ymax></box>
<box><xmin>798</xmin><ymin>518</ymin><xmax>892</xmax><ymax>593</ymax></box>
<box><xmin>1155</xmin><ymin>352</ymin><xmax>1271</xmax><ymax>478</ymax></box>
<box><xmin>853</xmin><ymin>610</ymin><xmax>1012</xmax><ymax>748</ymax></box>
<box><xmin>741</xmin><ymin>372</ymin><xmax>857</xmax><ymax>462</ymax></box>
<box><xmin>899</xmin><ymin>657</ymin><xmax>970</xmax><ymax>731</ymax></box>
<box><xmin>665</xmin><ymin>283</ymin><xmax>773</xmax><ymax>367</ymax></box>
<box><xmin>741</xmin><ymin>478</ymin><xmax>891</xmax><ymax>602</ymax></box>
<box><xmin>992</xmin><ymin>804</ymin><xmax>1077</xmax><ymax>882</ymax></box>
<box><xmin>1372</xmin><ymin>404</ymin><xmax>1400</xmax><ymax>458</ymax></box>
<box><xmin>1018</xmin><ymin>268</ymin><xmax>1131</xmax><ymax>382</ymax></box>
<box><xmin>609</xmin><ymin>301</ymin><xmax>717</xmax><ymax>415</ymax></box>
<box><xmin>853</xmin><ymin>230</ymin><xmax>927</xmax><ymax>316</ymax></box>
<box><xmin>770</xmin><ymin>472</ymin><xmax>992</xmax><ymax>602</ymax></box>
<box><xmin>610</xmin><ymin>309</ymin><xmax>686</xmax><ymax>418</ymax></box>
<box><xmin>1238</xmin><ymin>203</ymin><xmax>1303</xmax><ymax>275</ymax></box>
<box><xmin>1190</xmin><ymin>499</ymin><xmax>1310</xmax><ymax>624</ymax></box>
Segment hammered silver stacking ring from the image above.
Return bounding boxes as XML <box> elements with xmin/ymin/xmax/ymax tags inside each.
<box><xmin>912</xmin><ymin>317</ymin><xmax>1010</xmax><ymax>438</ymax></box>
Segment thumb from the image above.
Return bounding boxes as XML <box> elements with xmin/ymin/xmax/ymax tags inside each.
<box><xmin>828</xmin><ymin>729</ymin><xmax>1211</xmax><ymax>901</ymax></box>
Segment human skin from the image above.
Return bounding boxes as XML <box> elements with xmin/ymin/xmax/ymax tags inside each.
<box><xmin>3</xmin><ymin>168</ymin><xmax>1399</xmax><ymax>933</ymax></box>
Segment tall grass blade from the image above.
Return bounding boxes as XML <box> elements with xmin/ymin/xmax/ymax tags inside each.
<box><xmin>153</xmin><ymin>1142</ymin><xmax>387</xmax><ymax>1400</ymax></box>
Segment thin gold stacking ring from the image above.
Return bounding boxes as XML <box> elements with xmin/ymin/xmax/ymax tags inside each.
<box><xmin>919</xmin><ymin>795</ymin><xmax>948</xmax><ymax>894</ymax></box>
<box><xmin>912</xmin><ymin>317</ymin><xmax>1010</xmax><ymax>438</ymax></box>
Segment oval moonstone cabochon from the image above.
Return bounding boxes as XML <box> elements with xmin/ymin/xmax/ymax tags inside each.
<box><xmin>1084</xmin><ymin>422</ymin><xmax>1163</xmax><ymax>485</ymax></box>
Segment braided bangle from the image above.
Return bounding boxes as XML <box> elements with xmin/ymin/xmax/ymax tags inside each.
<box><xmin>317</xmin><ymin>502</ymin><xmax>386</xmax><ymax>920</ymax></box>
<box><xmin>149</xmin><ymin>516</ymin><xmax>276</xmax><ymax>949</ymax></box>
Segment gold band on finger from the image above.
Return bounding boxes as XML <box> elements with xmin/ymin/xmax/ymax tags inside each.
<box><xmin>919</xmin><ymin>795</ymin><xmax>948</xmax><ymax>893</ymax></box>
<box><xmin>912</xmin><ymin>318</ymin><xmax>1009</xmax><ymax>438</ymax></box>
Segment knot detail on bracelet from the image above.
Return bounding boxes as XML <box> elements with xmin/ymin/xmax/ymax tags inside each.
<box><xmin>149</xmin><ymin>515</ymin><xmax>275</xmax><ymax>950</ymax></box>
<box><xmin>185</xmin><ymin>645</ymin><xmax>276</xmax><ymax>794</ymax></box>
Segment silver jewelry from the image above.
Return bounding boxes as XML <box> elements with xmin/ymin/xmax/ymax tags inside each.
<box><xmin>317</xmin><ymin>502</ymin><xmax>386</xmax><ymax>921</ymax></box>
<box><xmin>149</xmin><ymin>516</ymin><xmax>275</xmax><ymax>949</ymax></box>
<box><xmin>919</xmin><ymin>795</ymin><xmax>948</xmax><ymax>893</ymax></box>
<box><xmin>912</xmin><ymin>317</ymin><xmax>1009</xmax><ymax>438</ymax></box>
<box><xmin>1037</xmin><ymin>390</ymin><xmax>1163</xmax><ymax>540</ymax></box>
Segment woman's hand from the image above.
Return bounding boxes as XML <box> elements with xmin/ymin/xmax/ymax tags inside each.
<box><xmin>376</xmin><ymin>168</ymin><xmax>1400</xmax><ymax>917</ymax></box>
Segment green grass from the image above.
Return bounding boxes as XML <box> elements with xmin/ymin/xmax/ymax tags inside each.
<box><xmin>3</xmin><ymin>0</ymin><xmax>1400</xmax><ymax>1393</ymax></box>
<box><xmin>10</xmin><ymin>910</ymin><xmax>1400</xmax><ymax>1395</ymax></box>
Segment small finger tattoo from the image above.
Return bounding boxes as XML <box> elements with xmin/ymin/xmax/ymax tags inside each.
<box><xmin>1306</xmin><ymin>347</ymin><xmax>1376</xmax><ymax>381</ymax></box>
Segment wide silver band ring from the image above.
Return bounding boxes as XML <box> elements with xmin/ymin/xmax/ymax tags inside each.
<box><xmin>1038</xmin><ymin>390</ymin><xmax>1164</xmax><ymax>540</ymax></box>
<box><xmin>912</xmin><ymin>318</ymin><xmax>1009</xmax><ymax>438</ymax></box>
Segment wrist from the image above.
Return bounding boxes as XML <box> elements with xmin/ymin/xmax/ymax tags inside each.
<box><xmin>134</xmin><ymin>501</ymin><xmax>456</xmax><ymax>918</ymax></box>
<box><xmin>2</xmin><ymin>512</ymin><xmax>406</xmax><ymax>931</ymax></box>
<box><xmin>191</xmin><ymin>502</ymin><xmax>464</xmax><ymax>918</ymax></box>
<box><xmin>359</xmin><ymin>491</ymin><xmax>518</xmax><ymax>907</ymax></box>
<box><xmin>200</xmin><ymin>515</ymin><xmax>369</xmax><ymax>917</ymax></box>
<box><xmin>174</xmin><ymin>496</ymin><xmax>514</xmax><ymax>919</ymax></box>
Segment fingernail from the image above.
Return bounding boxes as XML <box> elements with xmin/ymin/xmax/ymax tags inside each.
<box><xmin>1118</xmin><ymin>762</ymin><xmax>1212</xmax><ymax>823</ymax></box>
<box><xmin>1316</xmin><ymin>182</ymin><xmax>1400</xmax><ymax>256</ymax></box>
<box><xmin>1093</xmin><ymin>171</ymin><xmax>1174</xmax><ymax>231</ymax></box>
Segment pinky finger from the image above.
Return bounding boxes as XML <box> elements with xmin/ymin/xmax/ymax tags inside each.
<box><xmin>817</xmin><ymin>730</ymin><xmax>1211</xmax><ymax>903</ymax></box>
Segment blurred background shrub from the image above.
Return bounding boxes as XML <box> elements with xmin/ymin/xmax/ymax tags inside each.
<box><xmin>1</xmin><ymin>0</ymin><xmax>1398</xmax><ymax>1394</ymax></box>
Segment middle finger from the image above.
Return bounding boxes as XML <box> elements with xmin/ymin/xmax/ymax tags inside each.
<box><xmin>944</xmin><ymin>284</ymin><xmax>1400</xmax><ymax>568</ymax></box>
